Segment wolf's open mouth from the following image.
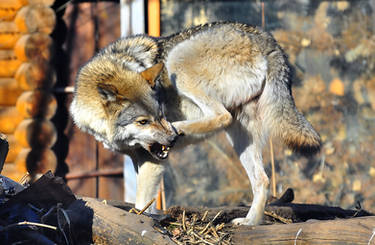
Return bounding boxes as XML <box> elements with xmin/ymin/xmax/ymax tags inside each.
<box><xmin>150</xmin><ymin>143</ymin><xmax>170</xmax><ymax>159</ymax></box>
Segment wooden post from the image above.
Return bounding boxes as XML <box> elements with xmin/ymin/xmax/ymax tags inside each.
<box><xmin>147</xmin><ymin>0</ymin><xmax>160</xmax><ymax>37</ymax></box>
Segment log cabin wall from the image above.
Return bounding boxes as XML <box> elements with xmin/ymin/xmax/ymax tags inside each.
<box><xmin>0</xmin><ymin>0</ymin><xmax>57</xmax><ymax>181</ymax></box>
<box><xmin>0</xmin><ymin>0</ymin><xmax>124</xmax><ymax>200</ymax></box>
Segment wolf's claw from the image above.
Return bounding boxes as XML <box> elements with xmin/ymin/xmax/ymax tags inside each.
<box><xmin>231</xmin><ymin>217</ymin><xmax>256</xmax><ymax>226</ymax></box>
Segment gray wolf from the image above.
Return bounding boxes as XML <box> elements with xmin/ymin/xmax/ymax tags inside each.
<box><xmin>70</xmin><ymin>22</ymin><xmax>321</xmax><ymax>225</ymax></box>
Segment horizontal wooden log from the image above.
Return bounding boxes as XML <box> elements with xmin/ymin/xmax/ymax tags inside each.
<box><xmin>0</xmin><ymin>0</ymin><xmax>55</xmax><ymax>8</ymax></box>
<box><xmin>0</xmin><ymin>49</ymin><xmax>16</xmax><ymax>59</ymax></box>
<box><xmin>232</xmin><ymin>216</ymin><xmax>375</xmax><ymax>244</ymax></box>
<box><xmin>0</xmin><ymin>0</ymin><xmax>28</xmax><ymax>10</ymax></box>
<box><xmin>6</xmin><ymin>134</ymin><xmax>22</xmax><ymax>163</ymax></box>
<box><xmin>0</xmin><ymin>32</ymin><xmax>22</xmax><ymax>49</ymax></box>
<box><xmin>14</xmin><ymin>33</ymin><xmax>52</xmax><ymax>62</ymax></box>
<box><xmin>0</xmin><ymin>78</ymin><xmax>23</xmax><ymax>105</ymax></box>
<box><xmin>16</xmin><ymin>90</ymin><xmax>57</xmax><ymax>119</ymax></box>
<box><xmin>0</xmin><ymin>106</ymin><xmax>24</xmax><ymax>134</ymax></box>
<box><xmin>14</xmin><ymin>118</ymin><xmax>57</xmax><ymax>148</ymax></box>
<box><xmin>0</xmin><ymin>8</ymin><xmax>18</xmax><ymax>21</ymax></box>
<box><xmin>15</xmin><ymin>61</ymin><xmax>56</xmax><ymax>90</ymax></box>
<box><xmin>0</xmin><ymin>21</ymin><xmax>18</xmax><ymax>33</ymax></box>
<box><xmin>15</xmin><ymin>4</ymin><xmax>56</xmax><ymax>34</ymax></box>
<box><xmin>0</xmin><ymin>163</ymin><xmax>26</xmax><ymax>183</ymax></box>
<box><xmin>0</xmin><ymin>59</ymin><xmax>22</xmax><ymax>77</ymax></box>
<box><xmin>15</xmin><ymin>147</ymin><xmax>57</xmax><ymax>175</ymax></box>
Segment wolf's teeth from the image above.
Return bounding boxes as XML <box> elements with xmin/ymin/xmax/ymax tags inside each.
<box><xmin>161</xmin><ymin>145</ymin><xmax>166</xmax><ymax>151</ymax></box>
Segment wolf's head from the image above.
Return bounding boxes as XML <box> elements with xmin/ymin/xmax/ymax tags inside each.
<box><xmin>70</xmin><ymin>55</ymin><xmax>178</xmax><ymax>160</ymax></box>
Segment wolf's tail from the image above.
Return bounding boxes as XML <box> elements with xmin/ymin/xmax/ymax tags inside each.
<box><xmin>258</xmin><ymin>42</ymin><xmax>321</xmax><ymax>155</ymax></box>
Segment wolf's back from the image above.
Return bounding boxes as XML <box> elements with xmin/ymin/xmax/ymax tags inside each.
<box><xmin>258</xmin><ymin>34</ymin><xmax>321</xmax><ymax>155</ymax></box>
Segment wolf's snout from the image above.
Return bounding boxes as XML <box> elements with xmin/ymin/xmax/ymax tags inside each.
<box><xmin>167</xmin><ymin>134</ymin><xmax>178</xmax><ymax>147</ymax></box>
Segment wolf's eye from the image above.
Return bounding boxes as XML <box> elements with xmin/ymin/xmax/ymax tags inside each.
<box><xmin>138</xmin><ymin>119</ymin><xmax>149</xmax><ymax>125</ymax></box>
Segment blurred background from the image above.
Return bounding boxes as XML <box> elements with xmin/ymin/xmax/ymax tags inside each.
<box><xmin>1</xmin><ymin>0</ymin><xmax>374</xmax><ymax>214</ymax></box>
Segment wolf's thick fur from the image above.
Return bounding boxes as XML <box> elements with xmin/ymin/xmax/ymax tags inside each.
<box><xmin>70</xmin><ymin>22</ymin><xmax>321</xmax><ymax>225</ymax></box>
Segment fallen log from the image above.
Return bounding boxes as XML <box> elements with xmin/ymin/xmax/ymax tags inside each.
<box><xmin>232</xmin><ymin>216</ymin><xmax>375</xmax><ymax>244</ymax></box>
<box><xmin>79</xmin><ymin>197</ymin><xmax>175</xmax><ymax>245</ymax></box>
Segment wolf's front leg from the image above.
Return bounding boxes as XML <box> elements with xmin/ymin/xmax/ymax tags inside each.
<box><xmin>130</xmin><ymin>149</ymin><xmax>165</xmax><ymax>213</ymax></box>
<box><xmin>135</xmin><ymin>160</ymin><xmax>165</xmax><ymax>213</ymax></box>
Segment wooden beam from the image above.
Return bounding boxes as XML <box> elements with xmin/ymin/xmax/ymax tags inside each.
<box><xmin>147</xmin><ymin>0</ymin><xmax>160</xmax><ymax>36</ymax></box>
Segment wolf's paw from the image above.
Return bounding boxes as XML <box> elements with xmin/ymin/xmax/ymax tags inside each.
<box><xmin>171</xmin><ymin>122</ymin><xmax>185</xmax><ymax>136</ymax></box>
<box><xmin>231</xmin><ymin>217</ymin><xmax>256</xmax><ymax>226</ymax></box>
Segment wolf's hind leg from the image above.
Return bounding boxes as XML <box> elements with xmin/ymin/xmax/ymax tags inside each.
<box><xmin>226</xmin><ymin>122</ymin><xmax>269</xmax><ymax>225</ymax></box>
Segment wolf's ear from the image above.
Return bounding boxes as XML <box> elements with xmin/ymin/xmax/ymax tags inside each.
<box><xmin>97</xmin><ymin>83</ymin><xmax>118</xmax><ymax>102</ymax></box>
<box><xmin>140</xmin><ymin>63</ymin><xmax>164</xmax><ymax>88</ymax></box>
